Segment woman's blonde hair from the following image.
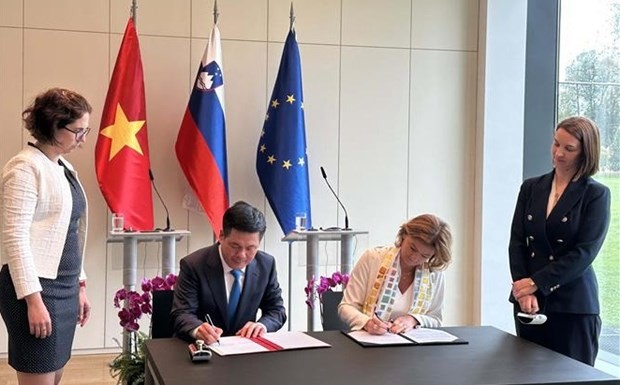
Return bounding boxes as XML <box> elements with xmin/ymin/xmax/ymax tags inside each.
<box><xmin>395</xmin><ymin>214</ymin><xmax>453</xmax><ymax>271</ymax></box>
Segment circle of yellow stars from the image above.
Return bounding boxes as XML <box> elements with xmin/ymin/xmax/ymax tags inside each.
<box><xmin>258</xmin><ymin>93</ymin><xmax>306</xmax><ymax>171</ymax></box>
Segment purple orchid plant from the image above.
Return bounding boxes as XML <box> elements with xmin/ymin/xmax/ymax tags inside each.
<box><xmin>305</xmin><ymin>271</ymin><xmax>349</xmax><ymax>309</ymax></box>
<box><xmin>113</xmin><ymin>273</ymin><xmax>177</xmax><ymax>332</ymax></box>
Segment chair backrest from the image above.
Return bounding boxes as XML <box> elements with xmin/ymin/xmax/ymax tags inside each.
<box><xmin>320</xmin><ymin>291</ymin><xmax>349</xmax><ymax>331</ymax></box>
<box><xmin>151</xmin><ymin>290</ymin><xmax>175</xmax><ymax>339</ymax></box>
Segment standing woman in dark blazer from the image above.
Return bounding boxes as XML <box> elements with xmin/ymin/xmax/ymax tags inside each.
<box><xmin>509</xmin><ymin>116</ymin><xmax>611</xmax><ymax>366</ymax></box>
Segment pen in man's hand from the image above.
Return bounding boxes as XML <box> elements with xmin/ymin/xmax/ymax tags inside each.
<box><xmin>205</xmin><ymin>314</ymin><xmax>220</xmax><ymax>345</ymax></box>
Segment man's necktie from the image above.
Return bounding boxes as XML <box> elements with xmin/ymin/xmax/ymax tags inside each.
<box><xmin>227</xmin><ymin>269</ymin><xmax>242</xmax><ymax>325</ymax></box>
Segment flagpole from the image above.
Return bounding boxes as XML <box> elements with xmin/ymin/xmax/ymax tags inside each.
<box><xmin>211</xmin><ymin>0</ymin><xmax>219</xmax><ymax>246</ymax></box>
<box><xmin>288</xmin><ymin>2</ymin><xmax>295</xmax><ymax>330</ymax></box>
<box><xmin>214</xmin><ymin>0</ymin><xmax>219</xmax><ymax>25</ymax></box>
<box><xmin>131</xmin><ymin>0</ymin><xmax>137</xmax><ymax>24</ymax></box>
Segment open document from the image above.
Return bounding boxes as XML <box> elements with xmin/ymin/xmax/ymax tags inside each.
<box><xmin>345</xmin><ymin>328</ymin><xmax>467</xmax><ymax>347</ymax></box>
<box><xmin>210</xmin><ymin>331</ymin><xmax>331</xmax><ymax>356</ymax></box>
<box><xmin>402</xmin><ymin>328</ymin><xmax>461</xmax><ymax>343</ymax></box>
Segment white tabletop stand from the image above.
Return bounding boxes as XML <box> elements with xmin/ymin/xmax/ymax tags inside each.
<box><xmin>107</xmin><ymin>230</ymin><xmax>190</xmax><ymax>352</ymax></box>
<box><xmin>282</xmin><ymin>229</ymin><xmax>368</xmax><ymax>331</ymax></box>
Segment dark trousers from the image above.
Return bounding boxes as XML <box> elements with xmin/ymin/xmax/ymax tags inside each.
<box><xmin>514</xmin><ymin>308</ymin><xmax>601</xmax><ymax>366</ymax></box>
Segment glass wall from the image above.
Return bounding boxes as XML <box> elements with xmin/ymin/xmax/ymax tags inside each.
<box><xmin>558</xmin><ymin>0</ymin><xmax>620</xmax><ymax>368</ymax></box>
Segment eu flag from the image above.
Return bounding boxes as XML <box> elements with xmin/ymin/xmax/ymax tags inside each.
<box><xmin>257</xmin><ymin>29</ymin><xmax>311</xmax><ymax>235</ymax></box>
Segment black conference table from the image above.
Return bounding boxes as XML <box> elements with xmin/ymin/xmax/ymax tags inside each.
<box><xmin>144</xmin><ymin>326</ymin><xmax>619</xmax><ymax>385</ymax></box>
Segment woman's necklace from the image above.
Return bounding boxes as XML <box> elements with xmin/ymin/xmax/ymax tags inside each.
<box><xmin>400</xmin><ymin>267</ymin><xmax>415</xmax><ymax>279</ymax></box>
<box><xmin>553</xmin><ymin>172</ymin><xmax>574</xmax><ymax>205</ymax></box>
<box><xmin>553</xmin><ymin>179</ymin><xmax>562</xmax><ymax>204</ymax></box>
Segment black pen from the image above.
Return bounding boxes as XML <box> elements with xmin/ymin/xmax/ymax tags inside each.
<box><xmin>205</xmin><ymin>314</ymin><xmax>220</xmax><ymax>346</ymax></box>
<box><xmin>374</xmin><ymin>311</ymin><xmax>394</xmax><ymax>334</ymax></box>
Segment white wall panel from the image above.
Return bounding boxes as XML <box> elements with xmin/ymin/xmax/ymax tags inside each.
<box><xmin>23</xmin><ymin>30</ymin><xmax>109</xmax><ymax>106</ymax></box>
<box><xmin>0</xmin><ymin>0</ymin><xmax>22</xmax><ymax>27</ymax></box>
<box><xmin>0</xmin><ymin>27</ymin><xmax>23</xmax><ymax>167</ymax></box>
<box><xmin>342</xmin><ymin>0</ymin><xmax>411</xmax><ymax>48</ymax></box>
<box><xmin>340</xmin><ymin>46</ymin><xmax>410</xmax><ymax>247</ymax></box>
<box><xmin>223</xmin><ymin>40</ymin><xmax>267</xmax><ymax>212</ymax></box>
<box><xmin>268</xmin><ymin>0</ymin><xmax>341</xmax><ymax>45</ymax></box>
<box><xmin>25</xmin><ymin>0</ymin><xmax>108</xmax><ymax>32</ymax></box>
<box><xmin>409</xmin><ymin>49</ymin><xmax>477</xmax><ymax>325</ymax></box>
<box><xmin>192</xmin><ymin>0</ymin><xmax>268</xmax><ymax>41</ymax></box>
<box><xmin>412</xmin><ymin>0</ymin><xmax>479</xmax><ymax>51</ymax></box>
<box><xmin>111</xmin><ymin>0</ymin><xmax>190</xmax><ymax>36</ymax></box>
<box><xmin>299</xmin><ymin>43</ymin><xmax>340</xmax><ymax>232</ymax></box>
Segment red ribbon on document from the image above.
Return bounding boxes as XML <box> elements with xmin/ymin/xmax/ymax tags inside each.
<box><xmin>250</xmin><ymin>336</ymin><xmax>284</xmax><ymax>351</ymax></box>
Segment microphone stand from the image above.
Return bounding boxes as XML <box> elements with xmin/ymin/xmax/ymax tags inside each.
<box><xmin>320</xmin><ymin>166</ymin><xmax>350</xmax><ymax>230</ymax></box>
<box><xmin>149</xmin><ymin>169</ymin><xmax>172</xmax><ymax>231</ymax></box>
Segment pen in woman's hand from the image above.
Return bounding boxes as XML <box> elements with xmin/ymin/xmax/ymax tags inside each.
<box><xmin>373</xmin><ymin>311</ymin><xmax>392</xmax><ymax>333</ymax></box>
<box><xmin>205</xmin><ymin>314</ymin><xmax>220</xmax><ymax>346</ymax></box>
<box><xmin>373</xmin><ymin>311</ymin><xmax>383</xmax><ymax>320</ymax></box>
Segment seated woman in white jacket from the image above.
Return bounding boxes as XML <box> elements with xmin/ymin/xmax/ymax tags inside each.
<box><xmin>338</xmin><ymin>214</ymin><xmax>453</xmax><ymax>334</ymax></box>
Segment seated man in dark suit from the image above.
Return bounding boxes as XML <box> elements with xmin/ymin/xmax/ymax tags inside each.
<box><xmin>171</xmin><ymin>201</ymin><xmax>286</xmax><ymax>343</ymax></box>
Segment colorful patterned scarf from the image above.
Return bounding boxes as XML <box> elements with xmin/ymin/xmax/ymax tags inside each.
<box><xmin>362</xmin><ymin>247</ymin><xmax>431</xmax><ymax>320</ymax></box>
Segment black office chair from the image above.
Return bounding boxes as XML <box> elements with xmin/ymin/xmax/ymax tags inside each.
<box><xmin>151</xmin><ymin>290</ymin><xmax>175</xmax><ymax>338</ymax></box>
<box><xmin>320</xmin><ymin>291</ymin><xmax>349</xmax><ymax>331</ymax></box>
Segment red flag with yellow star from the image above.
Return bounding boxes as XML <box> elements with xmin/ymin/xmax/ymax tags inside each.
<box><xmin>95</xmin><ymin>18</ymin><xmax>153</xmax><ymax>230</ymax></box>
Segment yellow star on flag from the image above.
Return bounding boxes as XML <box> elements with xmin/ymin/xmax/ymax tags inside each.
<box><xmin>271</xmin><ymin>99</ymin><xmax>280</xmax><ymax>108</ymax></box>
<box><xmin>100</xmin><ymin>103</ymin><xmax>145</xmax><ymax>160</ymax></box>
<box><xmin>267</xmin><ymin>155</ymin><xmax>276</xmax><ymax>164</ymax></box>
<box><xmin>286</xmin><ymin>94</ymin><xmax>296</xmax><ymax>104</ymax></box>
<box><xmin>260</xmin><ymin>144</ymin><xmax>267</xmax><ymax>153</ymax></box>
<box><xmin>282</xmin><ymin>160</ymin><xmax>292</xmax><ymax>170</ymax></box>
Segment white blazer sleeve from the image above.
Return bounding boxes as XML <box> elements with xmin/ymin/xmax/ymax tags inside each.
<box><xmin>1</xmin><ymin>161</ymin><xmax>43</xmax><ymax>298</ymax></box>
<box><xmin>338</xmin><ymin>249</ymin><xmax>378</xmax><ymax>330</ymax></box>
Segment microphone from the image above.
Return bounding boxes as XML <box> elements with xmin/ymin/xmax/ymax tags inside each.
<box><xmin>320</xmin><ymin>166</ymin><xmax>350</xmax><ymax>230</ymax></box>
<box><xmin>149</xmin><ymin>169</ymin><xmax>172</xmax><ymax>231</ymax></box>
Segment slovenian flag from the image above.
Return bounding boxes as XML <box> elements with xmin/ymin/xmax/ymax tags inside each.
<box><xmin>175</xmin><ymin>24</ymin><xmax>229</xmax><ymax>236</ymax></box>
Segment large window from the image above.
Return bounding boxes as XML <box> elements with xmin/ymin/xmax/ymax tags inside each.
<box><xmin>558</xmin><ymin>0</ymin><xmax>620</xmax><ymax>369</ymax></box>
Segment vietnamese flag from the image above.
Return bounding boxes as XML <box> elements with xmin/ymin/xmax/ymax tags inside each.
<box><xmin>95</xmin><ymin>18</ymin><xmax>154</xmax><ymax>231</ymax></box>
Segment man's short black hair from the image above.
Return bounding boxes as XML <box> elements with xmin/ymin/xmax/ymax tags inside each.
<box><xmin>222</xmin><ymin>201</ymin><xmax>267</xmax><ymax>238</ymax></box>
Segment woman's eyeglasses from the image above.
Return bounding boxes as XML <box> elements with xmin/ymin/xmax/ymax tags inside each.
<box><xmin>62</xmin><ymin>126</ymin><xmax>91</xmax><ymax>140</ymax></box>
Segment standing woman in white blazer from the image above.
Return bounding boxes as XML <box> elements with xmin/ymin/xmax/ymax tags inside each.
<box><xmin>0</xmin><ymin>88</ymin><xmax>92</xmax><ymax>385</ymax></box>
